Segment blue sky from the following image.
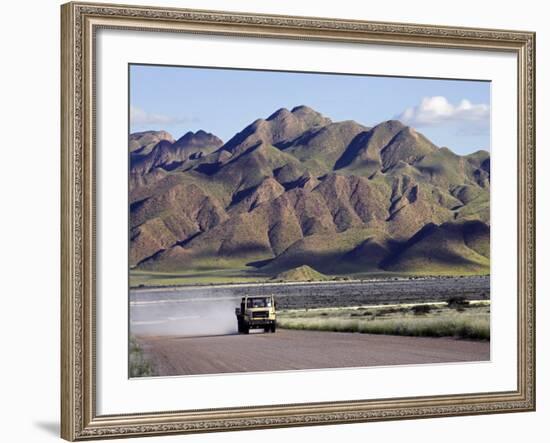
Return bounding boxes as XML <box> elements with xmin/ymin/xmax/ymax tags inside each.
<box><xmin>130</xmin><ymin>64</ymin><xmax>490</xmax><ymax>155</ymax></box>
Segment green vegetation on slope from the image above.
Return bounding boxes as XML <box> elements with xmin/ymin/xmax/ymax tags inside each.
<box><xmin>264</xmin><ymin>227</ymin><xmax>388</xmax><ymax>275</ymax></box>
<box><xmin>382</xmin><ymin>221</ymin><xmax>490</xmax><ymax>275</ymax></box>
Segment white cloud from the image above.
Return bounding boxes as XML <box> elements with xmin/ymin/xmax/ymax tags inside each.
<box><xmin>130</xmin><ymin>106</ymin><xmax>198</xmax><ymax>126</ymax></box>
<box><xmin>396</xmin><ymin>96</ymin><xmax>490</xmax><ymax>130</ymax></box>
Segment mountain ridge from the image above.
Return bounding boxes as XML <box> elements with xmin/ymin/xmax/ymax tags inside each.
<box><xmin>129</xmin><ymin>105</ymin><xmax>490</xmax><ymax>281</ymax></box>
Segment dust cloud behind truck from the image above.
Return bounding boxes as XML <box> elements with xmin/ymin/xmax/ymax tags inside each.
<box><xmin>235</xmin><ymin>295</ymin><xmax>277</xmax><ymax>333</ymax></box>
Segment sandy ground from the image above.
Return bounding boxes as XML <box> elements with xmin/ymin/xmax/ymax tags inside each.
<box><xmin>136</xmin><ymin>329</ymin><xmax>490</xmax><ymax>376</ymax></box>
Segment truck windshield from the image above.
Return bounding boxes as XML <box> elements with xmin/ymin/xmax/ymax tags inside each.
<box><xmin>247</xmin><ymin>298</ymin><xmax>271</xmax><ymax>308</ymax></box>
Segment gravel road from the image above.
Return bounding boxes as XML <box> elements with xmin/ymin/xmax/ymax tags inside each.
<box><xmin>136</xmin><ymin>329</ymin><xmax>490</xmax><ymax>376</ymax></box>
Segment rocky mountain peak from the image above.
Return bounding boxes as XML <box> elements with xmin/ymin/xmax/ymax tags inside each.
<box><xmin>129</xmin><ymin>130</ymin><xmax>175</xmax><ymax>154</ymax></box>
<box><xmin>291</xmin><ymin>104</ymin><xmax>332</xmax><ymax>127</ymax></box>
<box><xmin>267</xmin><ymin>108</ymin><xmax>292</xmax><ymax>121</ymax></box>
<box><xmin>174</xmin><ymin>130</ymin><xmax>223</xmax><ymax>147</ymax></box>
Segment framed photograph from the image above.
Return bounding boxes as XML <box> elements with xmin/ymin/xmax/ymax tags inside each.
<box><xmin>61</xmin><ymin>1</ymin><xmax>536</xmax><ymax>440</ymax></box>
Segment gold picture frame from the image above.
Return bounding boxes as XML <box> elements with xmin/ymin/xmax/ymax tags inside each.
<box><xmin>61</xmin><ymin>2</ymin><xmax>536</xmax><ymax>440</ymax></box>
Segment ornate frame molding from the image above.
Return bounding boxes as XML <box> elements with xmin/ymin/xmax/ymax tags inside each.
<box><xmin>61</xmin><ymin>2</ymin><xmax>535</xmax><ymax>440</ymax></box>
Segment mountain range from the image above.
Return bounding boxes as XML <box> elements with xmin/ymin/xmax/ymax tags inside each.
<box><xmin>129</xmin><ymin>105</ymin><xmax>490</xmax><ymax>282</ymax></box>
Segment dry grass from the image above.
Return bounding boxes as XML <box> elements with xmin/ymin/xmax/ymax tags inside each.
<box><xmin>278</xmin><ymin>303</ymin><xmax>490</xmax><ymax>340</ymax></box>
<box><xmin>129</xmin><ymin>337</ymin><xmax>155</xmax><ymax>377</ymax></box>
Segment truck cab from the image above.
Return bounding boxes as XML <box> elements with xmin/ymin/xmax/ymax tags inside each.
<box><xmin>235</xmin><ymin>295</ymin><xmax>277</xmax><ymax>334</ymax></box>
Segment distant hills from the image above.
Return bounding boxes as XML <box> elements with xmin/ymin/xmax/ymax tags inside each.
<box><xmin>271</xmin><ymin>265</ymin><xmax>328</xmax><ymax>282</ymax></box>
<box><xmin>129</xmin><ymin>105</ymin><xmax>489</xmax><ymax>282</ymax></box>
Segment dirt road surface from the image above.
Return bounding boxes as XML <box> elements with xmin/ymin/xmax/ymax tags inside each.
<box><xmin>137</xmin><ymin>329</ymin><xmax>490</xmax><ymax>376</ymax></box>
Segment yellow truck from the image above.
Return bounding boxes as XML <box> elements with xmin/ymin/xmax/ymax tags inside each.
<box><xmin>235</xmin><ymin>295</ymin><xmax>277</xmax><ymax>334</ymax></box>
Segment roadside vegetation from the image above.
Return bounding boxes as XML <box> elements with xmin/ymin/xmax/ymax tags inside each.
<box><xmin>129</xmin><ymin>337</ymin><xmax>156</xmax><ymax>377</ymax></box>
<box><xmin>278</xmin><ymin>299</ymin><xmax>490</xmax><ymax>340</ymax></box>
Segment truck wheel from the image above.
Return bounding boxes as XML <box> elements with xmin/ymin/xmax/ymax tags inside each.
<box><xmin>271</xmin><ymin>324</ymin><xmax>276</xmax><ymax>333</ymax></box>
<box><xmin>243</xmin><ymin>325</ymin><xmax>250</xmax><ymax>334</ymax></box>
<box><xmin>263</xmin><ymin>327</ymin><xmax>270</xmax><ymax>333</ymax></box>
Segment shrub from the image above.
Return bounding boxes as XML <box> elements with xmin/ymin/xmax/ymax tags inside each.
<box><xmin>447</xmin><ymin>296</ymin><xmax>470</xmax><ymax>309</ymax></box>
<box><xmin>376</xmin><ymin>307</ymin><xmax>407</xmax><ymax>316</ymax></box>
<box><xmin>129</xmin><ymin>337</ymin><xmax>155</xmax><ymax>377</ymax></box>
<box><xmin>411</xmin><ymin>304</ymin><xmax>432</xmax><ymax>315</ymax></box>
